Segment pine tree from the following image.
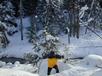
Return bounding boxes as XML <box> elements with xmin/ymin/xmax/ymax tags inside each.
<box><xmin>26</xmin><ymin>24</ymin><xmax>36</xmax><ymax>43</ymax></box>
<box><xmin>0</xmin><ymin>21</ymin><xmax>9</xmax><ymax>48</ymax></box>
<box><xmin>24</xmin><ymin>42</ymin><xmax>41</xmax><ymax>66</ymax></box>
<box><xmin>80</xmin><ymin>0</ymin><xmax>102</xmax><ymax>33</ymax></box>
<box><xmin>0</xmin><ymin>0</ymin><xmax>17</xmax><ymax>36</ymax></box>
<box><xmin>41</xmin><ymin>30</ymin><xmax>59</xmax><ymax>54</ymax></box>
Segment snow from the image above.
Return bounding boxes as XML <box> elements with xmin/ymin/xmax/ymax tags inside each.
<box><xmin>0</xmin><ymin>0</ymin><xmax>102</xmax><ymax>75</ymax></box>
<box><xmin>46</xmin><ymin>34</ymin><xmax>59</xmax><ymax>41</ymax></box>
<box><xmin>80</xmin><ymin>55</ymin><xmax>102</xmax><ymax>67</ymax></box>
<box><xmin>16</xmin><ymin>17</ymin><xmax>31</xmax><ymax>28</ymax></box>
<box><xmin>0</xmin><ymin>68</ymin><xmax>38</xmax><ymax>76</ymax></box>
<box><xmin>39</xmin><ymin>59</ymin><xmax>71</xmax><ymax>76</ymax></box>
<box><xmin>1</xmin><ymin>29</ymin><xmax>102</xmax><ymax>76</ymax></box>
<box><xmin>0</xmin><ymin>61</ymin><xmax>6</xmax><ymax>67</ymax></box>
<box><xmin>0</xmin><ymin>55</ymin><xmax>102</xmax><ymax>76</ymax></box>
<box><xmin>1</xmin><ymin>17</ymin><xmax>102</xmax><ymax>59</ymax></box>
<box><xmin>51</xmin><ymin>67</ymin><xmax>100</xmax><ymax>76</ymax></box>
<box><xmin>58</xmin><ymin>31</ymin><xmax>102</xmax><ymax>58</ymax></box>
<box><xmin>79</xmin><ymin>5</ymin><xmax>88</xmax><ymax>19</ymax></box>
<box><xmin>1</xmin><ymin>17</ymin><xmax>102</xmax><ymax>76</ymax></box>
<box><xmin>0</xmin><ymin>61</ymin><xmax>37</xmax><ymax>73</ymax></box>
<box><xmin>0</xmin><ymin>60</ymin><xmax>39</xmax><ymax>76</ymax></box>
<box><xmin>12</xmin><ymin>62</ymin><xmax>37</xmax><ymax>73</ymax></box>
<box><xmin>91</xmin><ymin>70</ymin><xmax>102</xmax><ymax>76</ymax></box>
<box><xmin>0</xmin><ymin>17</ymin><xmax>33</xmax><ymax>58</ymax></box>
<box><xmin>0</xmin><ymin>65</ymin><xmax>101</xmax><ymax>76</ymax></box>
<box><xmin>2</xmin><ymin>31</ymin><xmax>33</xmax><ymax>58</ymax></box>
<box><xmin>50</xmin><ymin>55</ymin><xmax>102</xmax><ymax>76</ymax></box>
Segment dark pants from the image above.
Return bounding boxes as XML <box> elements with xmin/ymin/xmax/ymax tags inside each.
<box><xmin>48</xmin><ymin>65</ymin><xmax>59</xmax><ymax>75</ymax></box>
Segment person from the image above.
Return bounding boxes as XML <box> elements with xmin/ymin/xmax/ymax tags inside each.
<box><xmin>43</xmin><ymin>51</ymin><xmax>64</xmax><ymax>75</ymax></box>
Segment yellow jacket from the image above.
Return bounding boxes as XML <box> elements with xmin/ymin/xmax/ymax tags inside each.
<box><xmin>48</xmin><ymin>58</ymin><xmax>58</xmax><ymax>68</ymax></box>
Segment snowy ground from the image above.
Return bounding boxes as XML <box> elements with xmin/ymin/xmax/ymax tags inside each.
<box><xmin>0</xmin><ymin>68</ymin><xmax>38</xmax><ymax>76</ymax></box>
<box><xmin>0</xmin><ymin>17</ymin><xmax>33</xmax><ymax>58</ymax></box>
<box><xmin>59</xmin><ymin>27</ymin><xmax>102</xmax><ymax>58</ymax></box>
<box><xmin>50</xmin><ymin>54</ymin><xmax>102</xmax><ymax>76</ymax></box>
<box><xmin>1</xmin><ymin>27</ymin><xmax>102</xmax><ymax>59</ymax></box>
<box><xmin>1</xmin><ymin>18</ymin><xmax>102</xmax><ymax>76</ymax></box>
<box><xmin>0</xmin><ymin>31</ymin><xmax>33</xmax><ymax>58</ymax></box>
<box><xmin>1</xmin><ymin>55</ymin><xmax>102</xmax><ymax>76</ymax></box>
<box><xmin>1</xmin><ymin>18</ymin><xmax>102</xmax><ymax>59</ymax></box>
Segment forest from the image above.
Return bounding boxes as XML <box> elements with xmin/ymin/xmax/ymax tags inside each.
<box><xmin>0</xmin><ymin>0</ymin><xmax>102</xmax><ymax>76</ymax></box>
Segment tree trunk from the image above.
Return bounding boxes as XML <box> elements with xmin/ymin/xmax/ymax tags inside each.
<box><xmin>20</xmin><ymin>0</ymin><xmax>23</xmax><ymax>40</ymax></box>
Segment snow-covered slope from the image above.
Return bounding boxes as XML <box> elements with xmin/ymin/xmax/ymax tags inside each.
<box><xmin>0</xmin><ymin>17</ymin><xmax>33</xmax><ymax>58</ymax></box>
<box><xmin>59</xmin><ymin>29</ymin><xmax>102</xmax><ymax>58</ymax></box>
<box><xmin>2</xmin><ymin>31</ymin><xmax>33</xmax><ymax>58</ymax></box>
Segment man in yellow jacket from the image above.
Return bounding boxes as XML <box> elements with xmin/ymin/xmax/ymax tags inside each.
<box><xmin>44</xmin><ymin>51</ymin><xmax>64</xmax><ymax>75</ymax></box>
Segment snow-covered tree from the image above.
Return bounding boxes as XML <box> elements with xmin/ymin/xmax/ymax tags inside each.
<box><xmin>24</xmin><ymin>42</ymin><xmax>42</xmax><ymax>66</ymax></box>
<box><xmin>0</xmin><ymin>21</ymin><xmax>9</xmax><ymax>48</ymax></box>
<box><xmin>35</xmin><ymin>0</ymin><xmax>68</xmax><ymax>35</ymax></box>
<box><xmin>80</xmin><ymin>0</ymin><xmax>102</xmax><ymax>33</ymax></box>
<box><xmin>24</xmin><ymin>30</ymin><xmax>59</xmax><ymax>66</ymax></box>
<box><xmin>44</xmin><ymin>0</ymin><xmax>64</xmax><ymax>35</ymax></box>
<box><xmin>0</xmin><ymin>0</ymin><xmax>17</xmax><ymax>36</ymax></box>
<box><xmin>40</xmin><ymin>30</ymin><xmax>59</xmax><ymax>55</ymax></box>
<box><xmin>26</xmin><ymin>25</ymin><xmax>36</xmax><ymax>43</ymax></box>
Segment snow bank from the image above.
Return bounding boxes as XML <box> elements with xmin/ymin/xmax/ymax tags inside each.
<box><xmin>0</xmin><ymin>61</ymin><xmax>37</xmax><ymax>73</ymax></box>
<box><xmin>12</xmin><ymin>63</ymin><xmax>37</xmax><ymax>73</ymax></box>
<box><xmin>91</xmin><ymin>70</ymin><xmax>102</xmax><ymax>76</ymax></box>
<box><xmin>80</xmin><ymin>55</ymin><xmax>102</xmax><ymax>67</ymax></box>
<box><xmin>0</xmin><ymin>61</ymin><xmax>6</xmax><ymax>67</ymax></box>
<box><xmin>0</xmin><ymin>68</ymin><xmax>38</xmax><ymax>76</ymax></box>
<box><xmin>51</xmin><ymin>66</ymin><xmax>100</xmax><ymax>76</ymax></box>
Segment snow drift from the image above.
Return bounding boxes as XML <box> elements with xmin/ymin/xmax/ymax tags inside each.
<box><xmin>0</xmin><ymin>68</ymin><xmax>38</xmax><ymax>76</ymax></box>
<box><xmin>80</xmin><ymin>54</ymin><xmax>102</xmax><ymax>67</ymax></box>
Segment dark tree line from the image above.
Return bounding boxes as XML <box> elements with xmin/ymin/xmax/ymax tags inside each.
<box><xmin>0</xmin><ymin>0</ymin><xmax>102</xmax><ymax>48</ymax></box>
<box><xmin>10</xmin><ymin>0</ymin><xmax>38</xmax><ymax>17</ymax></box>
<box><xmin>1</xmin><ymin>0</ymin><xmax>101</xmax><ymax>17</ymax></box>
